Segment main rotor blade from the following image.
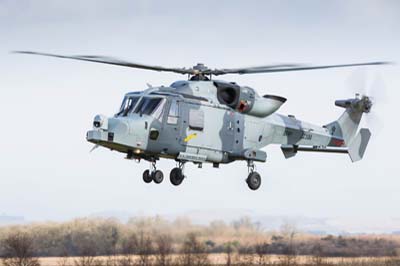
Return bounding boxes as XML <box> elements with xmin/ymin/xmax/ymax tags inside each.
<box><xmin>205</xmin><ymin>64</ymin><xmax>305</xmax><ymax>75</ymax></box>
<box><xmin>13</xmin><ymin>51</ymin><xmax>194</xmax><ymax>75</ymax></box>
<box><xmin>14</xmin><ymin>51</ymin><xmax>392</xmax><ymax>77</ymax></box>
<box><xmin>211</xmin><ymin>62</ymin><xmax>392</xmax><ymax>75</ymax></box>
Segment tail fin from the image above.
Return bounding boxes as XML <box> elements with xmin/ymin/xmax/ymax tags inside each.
<box><xmin>347</xmin><ymin>128</ymin><xmax>371</xmax><ymax>162</ymax></box>
<box><xmin>325</xmin><ymin>94</ymin><xmax>372</xmax><ymax>162</ymax></box>
<box><xmin>325</xmin><ymin>94</ymin><xmax>372</xmax><ymax>145</ymax></box>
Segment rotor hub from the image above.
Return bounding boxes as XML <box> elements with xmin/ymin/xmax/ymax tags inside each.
<box><xmin>361</xmin><ymin>96</ymin><xmax>373</xmax><ymax>113</ymax></box>
<box><xmin>193</xmin><ymin>63</ymin><xmax>208</xmax><ymax>72</ymax></box>
<box><xmin>189</xmin><ymin>63</ymin><xmax>211</xmax><ymax>81</ymax></box>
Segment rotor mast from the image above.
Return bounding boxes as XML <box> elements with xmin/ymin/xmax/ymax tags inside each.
<box><xmin>189</xmin><ymin>63</ymin><xmax>212</xmax><ymax>81</ymax></box>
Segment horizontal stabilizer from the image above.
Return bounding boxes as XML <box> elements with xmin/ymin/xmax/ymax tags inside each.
<box><xmin>348</xmin><ymin>128</ymin><xmax>371</xmax><ymax>162</ymax></box>
<box><xmin>281</xmin><ymin>145</ymin><xmax>348</xmax><ymax>159</ymax></box>
<box><xmin>281</xmin><ymin>129</ymin><xmax>370</xmax><ymax>162</ymax></box>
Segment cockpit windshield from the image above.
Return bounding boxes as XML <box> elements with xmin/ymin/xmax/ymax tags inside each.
<box><xmin>117</xmin><ymin>96</ymin><xmax>140</xmax><ymax>117</ymax></box>
<box><xmin>116</xmin><ymin>96</ymin><xmax>165</xmax><ymax>119</ymax></box>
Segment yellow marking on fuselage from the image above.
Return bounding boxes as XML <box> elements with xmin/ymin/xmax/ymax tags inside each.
<box><xmin>184</xmin><ymin>133</ymin><xmax>197</xmax><ymax>142</ymax></box>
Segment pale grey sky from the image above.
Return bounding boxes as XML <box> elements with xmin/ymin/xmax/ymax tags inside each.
<box><xmin>0</xmin><ymin>0</ymin><xmax>399</xmax><ymax>227</ymax></box>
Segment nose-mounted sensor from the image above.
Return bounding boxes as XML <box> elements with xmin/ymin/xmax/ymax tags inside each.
<box><xmin>93</xmin><ymin>114</ymin><xmax>108</xmax><ymax>130</ymax></box>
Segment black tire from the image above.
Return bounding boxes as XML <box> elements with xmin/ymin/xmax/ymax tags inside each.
<box><xmin>153</xmin><ymin>170</ymin><xmax>164</xmax><ymax>184</ymax></box>
<box><xmin>246</xmin><ymin>171</ymin><xmax>261</xmax><ymax>190</ymax></box>
<box><xmin>143</xmin><ymin>169</ymin><xmax>152</xmax><ymax>183</ymax></box>
<box><xmin>170</xmin><ymin>167</ymin><xmax>184</xmax><ymax>186</ymax></box>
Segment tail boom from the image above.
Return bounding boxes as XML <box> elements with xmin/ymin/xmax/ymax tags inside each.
<box><xmin>275</xmin><ymin>95</ymin><xmax>372</xmax><ymax>162</ymax></box>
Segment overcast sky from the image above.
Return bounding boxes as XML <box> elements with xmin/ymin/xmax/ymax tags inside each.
<box><xmin>0</xmin><ymin>0</ymin><xmax>399</xmax><ymax>228</ymax></box>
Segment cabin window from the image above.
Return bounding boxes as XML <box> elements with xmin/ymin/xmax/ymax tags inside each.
<box><xmin>167</xmin><ymin>100</ymin><xmax>179</xmax><ymax>124</ymax></box>
<box><xmin>189</xmin><ymin>109</ymin><xmax>204</xmax><ymax>130</ymax></box>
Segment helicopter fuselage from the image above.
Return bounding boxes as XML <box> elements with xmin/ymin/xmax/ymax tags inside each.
<box><xmin>86</xmin><ymin>80</ymin><xmax>343</xmax><ymax>165</ymax></box>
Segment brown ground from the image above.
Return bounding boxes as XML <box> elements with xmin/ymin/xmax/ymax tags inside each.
<box><xmin>37</xmin><ymin>254</ymin><xmax>397</xmax><ymax>266</ymax></box>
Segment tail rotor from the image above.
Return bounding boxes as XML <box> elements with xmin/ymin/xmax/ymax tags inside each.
<box><xmin>346</xmin><ymin>70</ymin><xmax>387</xmax><ymax>135</ymax></box>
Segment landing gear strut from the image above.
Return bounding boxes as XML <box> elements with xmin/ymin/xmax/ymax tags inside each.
<box><xmin>170</xmin><ymin>161</ymin><xmax>185</xmax><ymax>186</ymax></box>
<box><xmin>246</xmin><ymin>160</ymin><xmax>261</xmax><ymax>190</ymax></box>
<box><xmin>142</xmin><ymin>160</ymin><xmax>164</xmax><ymax>184</ymax></box>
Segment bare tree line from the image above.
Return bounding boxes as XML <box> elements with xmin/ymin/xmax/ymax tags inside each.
<box><xmin>1</xmin><ymin>230</ymin><xmax>399</xmax><ymax>266</ymax></box>
<box><xmin>0</xmin><ymin>217</ymin><xmax>399</xmax><ymax>266</ymax></box>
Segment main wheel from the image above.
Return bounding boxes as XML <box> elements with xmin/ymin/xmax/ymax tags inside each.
<box><xmin>142</xmin><ymin>169</ymin><xmax>152</xmax><ymax>183</ymax></box>
<box><xmin>170</xmin><ymin>167</ymin><xmax>184</xmax><ymax>186</ymax></box>
<box><xmin>153</xmin><ymin>170</ymin><xmax>164</xmax><ymax>184</ymax></box>
<box><xmin>246</xmin><ymin>171</ymin><xmax>261</xmax><ymax>190</ymax></box>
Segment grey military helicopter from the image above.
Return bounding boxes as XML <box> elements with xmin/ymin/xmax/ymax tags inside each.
<box><xmin>16</xmin><ymin>51</ymin><xmax>390</xmax><ymax>190</ymax></box>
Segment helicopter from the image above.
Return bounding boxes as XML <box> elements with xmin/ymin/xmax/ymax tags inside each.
<box><xmin>15</xmin><ymin>51</ymin><xmax>390</xmax><ymax>190</ymax></box>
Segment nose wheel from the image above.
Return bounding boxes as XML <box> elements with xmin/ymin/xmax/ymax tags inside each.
<box><xmin>142</xmin><ymin>169</ymin><xmax>153</xmax><ymax>183</ymax></box>
<box><xmin>142</xmin><ymin>161</ymin><xmax>164</xmax><ymax>184</ymax></box>
<box><xmin>153</xmin><ymin>170</ymin><xmax>164</xmax><ymax>184</ymax></box>
<box><xmin>246</xmin><ymin>161</ymin><xmax>261</xmax><ymax>190</ymax></box>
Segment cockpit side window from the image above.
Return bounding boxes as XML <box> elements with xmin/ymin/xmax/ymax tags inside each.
<box><xmin>134</xmin><ymin>97</ymin><xmax>164</xmax><ymax>116</ymax></box>
<box><xmin>117</xmin><ymin>96</ymin><xmax>140</xmax><ymax>117</ymax></box>
<box><xmin>152</xmin><ymin>98</ymin><xmax>166</xmax><ymax>121</ymax></box>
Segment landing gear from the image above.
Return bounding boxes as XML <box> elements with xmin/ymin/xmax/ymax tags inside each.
<box><xmin>143</xmin><ymin>161</ymin><xmax>164</xmax><ymax>184</ymax></box>
<box><xmin>170</xmin><ymin>161</ymin><xmax>185</xmax><ymax>186</ymax></box>
<box><xmin>246</xmin><ymin>161</ymin><xmax>261</xmax><ymax>190</ymax></box>
<box><xmin>170</xmin><ymin>168</ymin><xmax>184</xmax><ymax>186</ymax></box>
<box><xmin>142</xmin><ymin>169</ymin><xmax>152</xmax><ymax>183</ymax></box>
<box><xmin>247</xmin><ymin>171</ymin><xmax>261</xmax><ymax>190</ymax></box>
<box><xmin>153</xmin><ymin>170</ymin><xmax>164</xmax><ymax>184</ymax></box>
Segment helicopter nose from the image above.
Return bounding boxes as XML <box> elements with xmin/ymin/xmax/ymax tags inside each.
<box><xmin>107</xmin><ymin>118</ymin><xmax>129</xmax><ymax>135</ymax></box>
<box><xmin>87</xmin><ymin>117</ymin><xmax>129</xmax><ymax>145</ymax></box>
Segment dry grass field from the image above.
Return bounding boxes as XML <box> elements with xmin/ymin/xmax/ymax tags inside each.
<box><xmin>36</xmin><ymin>254</ymin><xmax>400</xmax><ymax>266</ymax></box>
